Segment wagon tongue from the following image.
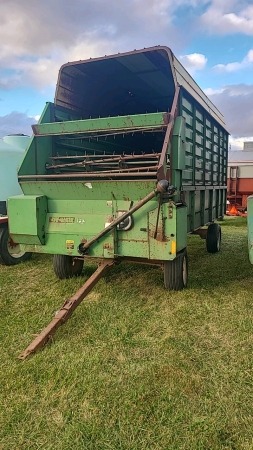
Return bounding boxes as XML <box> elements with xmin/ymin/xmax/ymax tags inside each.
<box><xmin>18</xmin><ymin>259</ymin><xmax>114</xmax><ymax>360</ymax></box>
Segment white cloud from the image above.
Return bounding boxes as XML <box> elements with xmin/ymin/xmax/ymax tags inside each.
<box><xmin>214</xmin><ymin>62</ymin><xmax>242</xmax><ymax>73</ymax></box>
<box><xmin>0</xmin><ymin>0</ymin><xmax>253</xmax><ymax>147</ymax></box>
<box><xmin>0</xmin><ymin>0</ymin><xmax>209</xmax><ymax>91</ymax></box>
<box><xmin>0</xmin><ymin>0</ymin><xmax>181</xmax><ymax>58</ymax></box>
<box><xmin>204</xmin><ymin>87</ymin><xmax>225</xmax><ymax>95</ymax></box>
<box><xmin>207</xmin><ymin>83</ymin><xmax>253</xmax><ymax>137</ymax></box>
<box><xmin>0</xmin><ymin>73</ymin><xmax>21</xmax><ymax>90</ymax></box>
<box><xmin>179</xmin><ymin>53</ymin><xmax>207</xmax><ymax>74</ymax></box>
<box><xmin>0</xmin><ymin>34</ymin><xmax>119</xmax><ymax>90</ymax></box>
<box><xmin>1</xmin><ymin>0</ymin><xmax>252</xmax><ymax>94</ymax></box>
<box><xmin>200</xmin><ymin>2</ymin><xmax>253</xmax><ymax>35</ymax></box>
<box><xmin>0</xmin><ymin>112</ymin><xmax>37</xmax><ymax>138</ymax></box>
<box><xmin>213</xmin><ymin>49</ymin><xmax>253</xmax><ymax>72</ymax></box>
<box><xmin>229</xmin><ymin>136</ymin><xmax>253</xmax><ymax>151</ymax></box>
<box><xmin>247</xmin><ymin>49</ymin><xmax>253</xmax><ymax>62</ymax></box>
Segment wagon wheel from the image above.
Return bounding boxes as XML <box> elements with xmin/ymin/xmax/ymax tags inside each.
<box><xmin>206</xmin><ymin>223</ymin><xmax>221</xmax><ymax>253</ymax></box>
<box><xmin>53</xmin><ymin>254</ymin><xmax>84</xmax><ymax>279</ymax></box>
<box><xmin>164</xmin><ymin>249</ymin><xmax>188</xmax><ymax>291</ymax></box>
<box><xmin>0</xmin><ymin>226</ymin><xmax>32</xmax><ymax>266</ymax></box>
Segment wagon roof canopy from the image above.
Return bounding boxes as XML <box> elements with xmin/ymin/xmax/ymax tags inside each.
<box><xmin>55</xmin><ymin>46</ymin><xmax>227</xmax><ymax>131</ymax></box>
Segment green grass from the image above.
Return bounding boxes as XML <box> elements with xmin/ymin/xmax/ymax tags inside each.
<box><xmin>1</xmin><ymin>217</ymin><xmax>253</xmax><ymax>449</ymax></box>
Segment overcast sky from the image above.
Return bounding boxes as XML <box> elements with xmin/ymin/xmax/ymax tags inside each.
<box><xmin>1</xmin><ymin>0</ymin><xmax>253</xmax><ymax>149</ymax></box>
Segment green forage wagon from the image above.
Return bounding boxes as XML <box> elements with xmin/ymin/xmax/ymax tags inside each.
<box><xmin>8</xmin><ymin>45</ymin><xmax>228</xmax><ymax>291</ymax></box>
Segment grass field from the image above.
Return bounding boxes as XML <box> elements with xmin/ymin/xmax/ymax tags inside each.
<box><xmin>1</xmin><ymin>217</ymin><xmax>253</xmax><ymax>449</ymax></box>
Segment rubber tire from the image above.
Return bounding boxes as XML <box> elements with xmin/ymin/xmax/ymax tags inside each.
<box><xmin>0</xmin><ymin>226</ymin><xmax>32</xmax><ymax>266</ymax></box>
<box><xmin>53</xmin><ymin>254</ymin><xmax>84</xmax><ymax>279</ymax></box>
<box><xmin>164</xmin><ymin>249</ymin><xmax>188</xmax><ymax>291</ymax></box>
<box><xmin>206</xmin><ymin>223</ymin><xmax>221</xmax><ymax>254</ymax></box>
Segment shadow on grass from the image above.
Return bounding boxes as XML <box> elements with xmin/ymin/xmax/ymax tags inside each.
<box><xmin>23</xmin><ymin>217</ymin><xmax>252</xmax><ymax>294</ymax></box>
<box><xmin>218</xmin><ymin>216</ymin><xmax>247</xmax><ymax>227</ymax></box>
<box><xmin>79</xmin><ymin>222</ymin><xmax>253</xmax><ymax>294</ymax></box>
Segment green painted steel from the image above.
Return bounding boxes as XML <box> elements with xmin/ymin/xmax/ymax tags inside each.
<box><xmin>8</xmin><ymin>195</ymin><xmax>47</xmax><ymax>245</ymax></box>
<box><xmin>32</xmin><ymin>112</ymin><xmax>169</xmax><ymax>136</ymax></box>
<box><xmin>7</xmin><ymin>46</ymin><xmax>229</xmax><ymax>268</ymax></box>
<box><xmin>180</xmin><ymin>93</ymin><xmax>227</xmax><ymax>188</ymax></box>
<box><xmin>9</xmin><ymin>198</ymin><xmax>187</xmax><ymax>260</ymax></box>
<box><xmin>180</xmin><ymin>90</ymin><xmax>227</xmax><ymax>231</ymax></box>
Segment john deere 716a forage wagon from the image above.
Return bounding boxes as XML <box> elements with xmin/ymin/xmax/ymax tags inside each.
<box><xmin>7</xmin><ymin>46</ymin><xmax>229</xmax><ymax>358</ymax></box>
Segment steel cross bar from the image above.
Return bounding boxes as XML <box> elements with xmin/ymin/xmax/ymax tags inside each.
<box><xmin>46</xmin><ymin>152</ymin><xmax>161</xmax><ymax>169</ymax></box>
<box><xmin>32</xmin><ymin>112</ymin><xmax>169</xmax><ymax>136</ymax></box>
<box><xmin>18</xmin><ymin>171</ymin><xmax>158</xmax><ymax>180</ymax></box>
<box><xmin>18</xmin><ymin>259</ymin><xmax>115</xmax><ymax>360</ymax></box>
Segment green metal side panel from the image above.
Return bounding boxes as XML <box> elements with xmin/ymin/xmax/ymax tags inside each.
<box><xmin>180</xmin><ymin>92</ymin><xmax>228</xmax><ymax>187</ymax></box>
<box><xmin>12</xmin><ymin>180</ymin><xmax>187</xmax><ymax>262</ymax></box>
<box><xmin>179</xmin><ymin>89</ymin><xmax>228</xmax><ymax>232</ymax></box>
<box><xmin>172</xmin><ymin>117</ymin><xmax>186</xmax><ymax>171</ymax></box>
<box><xmin>32</xmin><ymin>112</ymin><xmax>169</xmax><ymax>136</ymax></box>
<box><xmin>19</xmin><ymin>180</ymin><xmax>157</xmax><ymax>201</ymax></box>
<box><xmin>18</xmin><ymin>103</ymin><xmax>55</xmax><ymax>177</ymax></box>
<box><xmin>176</xmin><ymin>206</ymin><xmax>188</xmax><ymax>251</ymax></box>
<box><xmin>148</xmin><ymin>203</ymin><xmax>187</xmax><ymax>259</ymax></box>
<box><xmin>248</xmin><ymin>196</ymin><xmax>253</xmax><ymax>265</ymax></box>
<box><xmin>184</xmin><ymin>188</ymin><xmax>226</xmax><ymax>232</ymax></box>
<box><xmin>8</xmin><ymin>195</ymin><xmax>47</xmax><ymax>245</ymax></box>
<box><xmin>171</xmin><ymin>116</ymin><xmax>186</xmax><ymax>202</ymax></box>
